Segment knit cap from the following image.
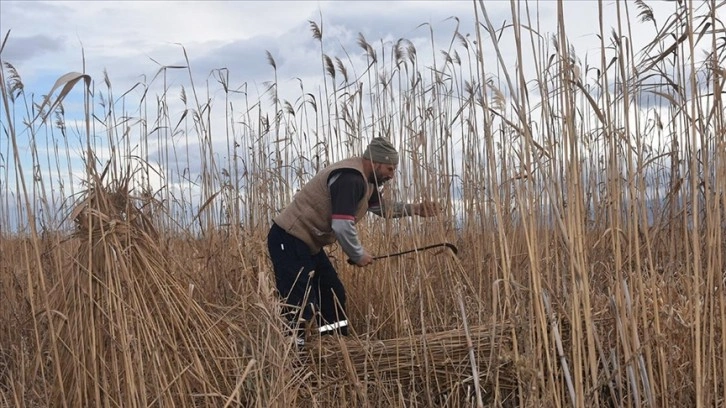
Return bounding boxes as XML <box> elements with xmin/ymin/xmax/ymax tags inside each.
<box><xmin>362</xmin><ymin>137</ymin><xmax>399</xmax><ymax>165</ymax></box>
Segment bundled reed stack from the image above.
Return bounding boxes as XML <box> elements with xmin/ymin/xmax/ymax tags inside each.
<box><xmin>48</xmin><ymin>171</ymin><xmax>242</xmax><ymax>407</ymax></box>
<box><xmin>308</xmin><ymin>323</ymin><xmax>520</xmax><ymax>406</ymax></box>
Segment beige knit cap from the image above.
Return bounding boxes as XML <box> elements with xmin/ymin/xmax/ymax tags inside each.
<box><xmin>362</xmin><ymin>137</ymin><xmax>399</xmax><ymax>165</ymax></box>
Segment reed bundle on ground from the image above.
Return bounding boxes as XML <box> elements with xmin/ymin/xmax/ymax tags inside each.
<box><xmin>305</xmin><ymin>323</ymin><xmax>519</xmax><ymax>406</ymax></box>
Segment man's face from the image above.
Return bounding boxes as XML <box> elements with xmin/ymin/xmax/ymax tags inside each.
<box><xmin>371</xmin><ymin>163</ymin><xmax>397</xmax><ymax>186</ymax></box>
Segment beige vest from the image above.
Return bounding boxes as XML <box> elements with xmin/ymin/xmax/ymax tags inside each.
<box><xmin>274</xmin><ymin>157</ymin><xmax>373</xmax><ymax>253</ymax></box>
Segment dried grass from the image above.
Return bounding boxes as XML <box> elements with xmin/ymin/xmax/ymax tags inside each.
<box><xmin>48</xmin><ymin>172</ymin><xmax>241</xmax><ymax>407</ymax></box>
<box><xmin>1</xmin><ymin>0</ymin><xmax>725</xmax><ymax>406</ymax></box>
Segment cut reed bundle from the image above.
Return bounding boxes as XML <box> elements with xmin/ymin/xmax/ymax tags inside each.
<box><xmin>306</xmin><ymin>323</ymin><xmax>519</xmax><ymax>405</ymax></box>
<box><xmin>47</xmin><ymin>171</ymin><xmax>244</xmax><ymax>407</ymax></box>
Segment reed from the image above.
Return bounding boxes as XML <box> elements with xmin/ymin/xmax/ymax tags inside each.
<box><xmin>1</xmin><ymin>0</ymin><xmax>725</xmax><ymax>406</ymax></box>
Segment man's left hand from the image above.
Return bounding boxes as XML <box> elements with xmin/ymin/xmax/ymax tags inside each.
<box><xmin>414</xmin><ymin>201</ymin><xmax>442</xmax><ymax>217</ymax></box>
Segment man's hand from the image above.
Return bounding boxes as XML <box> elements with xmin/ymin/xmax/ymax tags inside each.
<box><xmin>414</xmin><ymin>201</ymin><xmax>442</xmax><ymax>217</ymax></box>
<box><xmin>355</xmin><ymin>253</ymin><xmax>374</xmax><ymax>267</ymax></box>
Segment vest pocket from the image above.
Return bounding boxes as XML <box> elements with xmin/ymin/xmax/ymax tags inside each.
<box><xmin>311</xmin><ymin>227</ymin><xmax>330</xmax><ymax>237</ymax></box>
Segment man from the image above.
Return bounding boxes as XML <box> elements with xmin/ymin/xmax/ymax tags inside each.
<box><xmin>267</xmin><ymin>137</ymin><xmax>440</xmax><ymax>347</ymax></box>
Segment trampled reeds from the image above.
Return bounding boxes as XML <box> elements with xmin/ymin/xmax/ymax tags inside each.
<box><xmin>1</xmin><ymin>0</ymin><xmax>726</xmax><ymax>406</ymax></box>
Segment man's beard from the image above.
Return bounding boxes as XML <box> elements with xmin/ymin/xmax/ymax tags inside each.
<box><xmin>370</xmin><ymin>174</ymin><xmax>390</xmax><ymax>186</ymax></box>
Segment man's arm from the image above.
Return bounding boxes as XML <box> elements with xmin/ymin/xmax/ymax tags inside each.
<box><xmin>368</xmin><ymin>189</ymin><xmax>441</xmax><ymax>218</ymax></box>
<box><xmin>329</xmin><ymin>171</ymin><xmax>373</xmax><ymax>266</ymax></box>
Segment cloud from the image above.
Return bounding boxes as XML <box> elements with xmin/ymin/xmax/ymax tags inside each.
<box><xmin>1</xmin><ymin>34</ymin><xmax>65</xmax><ymax>63</ymax></box>
<box><xmin>191</xmin><ymin>31</ymin><xmax>315</xmax><ymax>88</ymax></box>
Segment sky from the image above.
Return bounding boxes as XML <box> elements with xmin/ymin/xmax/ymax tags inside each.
<box><xmin>0</xmin><ymin>1</ymin><xmax>682</xmax><ymax>103</ymax></box>
<box><xmin>0</xmin><ymin>0</ymin><xmax>688</xmax><ymax>231</ymax></box>
<box><xmin>1</xmin><ymin>1</ymin><xmax>477</xmax><ymax>92</ymax></box>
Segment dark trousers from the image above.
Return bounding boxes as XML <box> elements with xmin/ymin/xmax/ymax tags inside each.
<box><xmin>267</xmin><ymin>223</ymin><xmax>349</xmax><ymax>337</ymax></box>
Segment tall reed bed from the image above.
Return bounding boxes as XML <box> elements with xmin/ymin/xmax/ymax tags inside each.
<box><xmin>1</xmin><ymin>0</ymin><xmax>725</xmax><ymax>406</ymax></box>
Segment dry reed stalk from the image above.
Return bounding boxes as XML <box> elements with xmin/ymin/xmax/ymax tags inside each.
<box><xmin>542</xmin><ymin>290</ymin><xmax>576</xmax><ymax>406</ymax></box>
<box><xmin>457</xmin><ymin>288</ymin><xmax>484</xmax><ymax>408</ymax></box>
<box><xmin>46</xmin><ymin>171</ymin><xmax>242</xmax><ymax>407</ymax></box>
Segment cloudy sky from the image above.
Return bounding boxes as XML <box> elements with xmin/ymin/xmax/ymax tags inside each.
<box><xmin>1</xmin><ymin>1</ymin><xmax>682</xmax><ymax>101</ymax></box>
<box><xmin>2</xmin><ymin>1</ymin><xmax>474</xmax><ymax>93</ymax></box>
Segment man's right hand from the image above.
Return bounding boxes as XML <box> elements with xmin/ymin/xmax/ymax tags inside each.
<box><xmin>355</xmin><ymin>253</ymin><xmax>374</xmax><ymax>267</ymax></box>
